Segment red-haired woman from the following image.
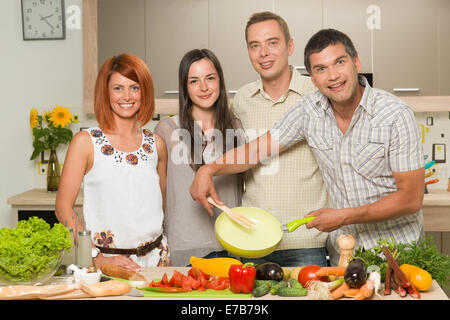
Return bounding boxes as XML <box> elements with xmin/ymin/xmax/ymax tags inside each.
<box><xmin>56</xmin><ymin>53</ymin><xmax>170</xmax><ymax>271</ymax></box>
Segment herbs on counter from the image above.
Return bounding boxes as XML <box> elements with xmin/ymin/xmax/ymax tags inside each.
<box><xmin>352</xmin><ymin>237</ymin><xmax>450</xmax><ymax>288</ymax></box>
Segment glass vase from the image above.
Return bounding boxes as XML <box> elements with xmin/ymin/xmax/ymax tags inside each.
<box><xmin>47</xmin><ymin>149</ymin><xmax>61</xmax><ymax>192</ymax></box>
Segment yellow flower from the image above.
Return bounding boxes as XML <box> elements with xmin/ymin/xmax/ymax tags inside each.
<box><xmin>43</xmin><ymin>109</ymin><xmax>52</xmax><ymax>123</ymax></box>
<box><xmin>49</xmin><ymin>105</ymin><xmax>72</xmax><ymax>128</ymax></box>
<box><xmin>30</xmin><ymin>108</ymin><xmax>38</xmax><ymax>129</ymax></box>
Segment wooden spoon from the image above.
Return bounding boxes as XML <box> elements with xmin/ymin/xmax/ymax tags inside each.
<box><xmin>207</xmin><ymin>197</ymin><xmax>255</xmax><ymax>229</ymax></box>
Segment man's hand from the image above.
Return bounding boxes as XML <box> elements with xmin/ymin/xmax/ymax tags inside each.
<box><xmin>305</xmin><ymin>208</ymin><xmax>350</xmax><ymax>232</ymax></box>
<box><xmin>189</xmin><ymin>165</ymin><xmax>222</xmax><ymax>216</ymax></box>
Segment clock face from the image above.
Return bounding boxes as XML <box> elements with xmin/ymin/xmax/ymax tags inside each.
<box><xmin>21</xmin><ymin>0</ymin><xmax>65</xmax><ymax>40</ymax></box>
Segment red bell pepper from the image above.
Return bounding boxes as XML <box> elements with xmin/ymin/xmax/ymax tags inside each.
<box><xmin>229</xmin><ymin>262</ymin><xmax>256</xmax><ymax>294</ymax></box>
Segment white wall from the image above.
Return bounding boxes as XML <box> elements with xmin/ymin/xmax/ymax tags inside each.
<box><xmin>0</xmin><ymin>0</ymin><xmax>85</xmax><ymax>228</ymax></box>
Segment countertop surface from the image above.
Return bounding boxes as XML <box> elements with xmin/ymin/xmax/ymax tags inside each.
<box><xmin>7</xmin><ymin>188</ymin><xmax>450</xmax><ymax>207</ymax></box>
<box><xmin>78</xmin><ymin>267</ymin><xmax>448</xmax><ymax>300</ymax></box>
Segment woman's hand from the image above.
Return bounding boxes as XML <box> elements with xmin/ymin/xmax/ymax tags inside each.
<box><xmin>93</xmin><ymin>254</ymin><xmax>143</xmax><ymax>272</ymax></box>
<box><xmin>189</xmin><ymin>165</ymin><xmax>221</xmax><ymax>216</ymax></box>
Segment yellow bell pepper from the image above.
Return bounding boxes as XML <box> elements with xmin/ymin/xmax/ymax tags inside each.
<box><xmin>189</xmin><ymin>256</ymin><xmax>242</xmax><ymax>278</ymax></box>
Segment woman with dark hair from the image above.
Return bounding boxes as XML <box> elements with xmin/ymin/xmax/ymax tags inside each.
<box><xmin>56</xmin><ymin>53</ymin><xmax>170</xmax><ymax>271</ymax></box>
<box><xmin>155</xmin><ymin>49</ymin><xmax>246</xmax><ymax>266</ymax></box>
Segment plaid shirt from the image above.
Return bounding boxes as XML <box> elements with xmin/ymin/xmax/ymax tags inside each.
<box><xmin>271</xmin><ymin>76</ymin><xmax>424</xmax><ymax>252</ymax></box>
<box><xmin>232</xmin><ymin>67</ymin><xmax>329</xmax><ymax>250</ymax></box>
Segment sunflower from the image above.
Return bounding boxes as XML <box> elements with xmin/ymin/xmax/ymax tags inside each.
<box><xmin>30</xmin><ymin>108</ymin><xmax>38</xmax><ymax>129</ymax></box>
<box><xmin>49</xmin><ymin>105</ymin><xmax>72</xmax><ymax>128</ymax></box>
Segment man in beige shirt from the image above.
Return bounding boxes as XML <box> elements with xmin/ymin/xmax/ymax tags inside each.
<box><xmin>231</xmin><ymin>12</ymin><xmax>329</xmax><ymax>266</ymax></box>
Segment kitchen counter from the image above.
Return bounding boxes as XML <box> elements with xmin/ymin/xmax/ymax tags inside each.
<box><xmin>422</xmin><ymin>189</ymin><xmax>450</xmax><ymax>232</ymax></box>
<box><xmin>80</xmin><ymin>267</ymin><xmax>448</xmax><ymax>300</ymax></box>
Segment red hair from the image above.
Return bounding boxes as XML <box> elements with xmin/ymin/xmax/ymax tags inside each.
<box><xmin>94</xmin><ymin>53</ymin><xmax>155</xmax><ymax>131</ymax></box>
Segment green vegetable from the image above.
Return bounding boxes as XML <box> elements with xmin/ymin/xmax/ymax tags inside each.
<box><xmin>396</xmin><ymin>237</ymin><xmax>450</xmax><ymax>288</ymax></box>
<box><xmin>353</xmin><ymin>236</ymin><xmax>450</xmax><ymax>288</ymax></box>
<box><xmin>277</xmin><ymin>286</ymin><xmax>308</xmax><ymax>297</ymax></box>
<box><xmin>288</xmin><ymin>278</ymin><xmax>303</xmax><ymax>289</ymax></box>
<box><xmin>270</xmin><ymin>280</ymin><xmax>288</xmax><ymax>294</ymax></box>
<box><xmin>252</xmin><ymin>282</ymin><xmax>270</xmax><ymax>297</ymax></box>
<box><xmin>254</xmin><ymin>279</ymin><xmax>278</xmax><ymax>288</ymax></box>
<box><xmin>0</xmin><ymin>217</ymin><xmax>72</xmax><ymax>283</ymax></box>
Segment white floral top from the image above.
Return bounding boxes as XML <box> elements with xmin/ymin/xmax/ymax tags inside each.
<box><xmin>82</xmin><ymin>127</ymin><xmax>170</xmax><ymax>267</ymax></box>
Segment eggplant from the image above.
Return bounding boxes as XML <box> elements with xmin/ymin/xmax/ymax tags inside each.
<box><xmin>344</xmin><ymin>258</ymin><xmax>367</xmax><ymax>288</ymax></box>
<box><xmin>255</xmin><ymin>262</ymin><xmax>284</xmax><ymax>281</ymax></box>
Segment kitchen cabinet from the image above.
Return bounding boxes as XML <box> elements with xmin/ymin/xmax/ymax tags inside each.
<box><xmin>145</xmin><ymin>0</ymin><xmax>209</xmax><ymax>98</ymax></box>
<box><xmin>322</xmin><ymin>0</ymin><xmax>374</xmax><ymax>74</ymax></box>
<box><xmin>438</xmin><ymin>0</ymin><xmax>450</xmax><ymax>95</ymax></box>
<box><xmin>98</xmin><ymin>0</ymin><xmax>146</xmax><ymax>65</ymax></box>
<box><xmin>86</xmin><ymin>0</ymin><xmax>450</xmax><ymax>113</ymax></box>
<box><xmin>208</xmin><ymin>0</ymin><xmax>273</xmax><ymax>93</ymax></box>
<box><xmin>371</xmin><ymin>0</ymin><xmax>439</xmax><ymax>96</ymax></box>
<box><xmin>275</xmin><ymin>0</ymin><xmax>323</xmax><ymax>72</ymax></box>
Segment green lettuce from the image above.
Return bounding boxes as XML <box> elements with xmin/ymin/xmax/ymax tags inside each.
<box><xmin>0</xmin><ymin>217</ymin><xmax>72</xmax><ymax>283</ymax></box>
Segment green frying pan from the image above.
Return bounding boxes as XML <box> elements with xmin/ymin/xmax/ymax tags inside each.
<box><xmin>214</xmin><ymin>206</ymin><xmax>316</xmax><ymax>258</ymax></box>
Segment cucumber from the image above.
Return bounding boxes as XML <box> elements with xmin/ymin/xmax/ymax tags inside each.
<box><xmin>277</xmin><ymin>286</ymin><xmax>308</xmax><ymax>297</ymax></box>
<box><xmin>252</xmin><ymin>282</ymin><xmax>270</xmax><ymax>297</ymax></box>
<box><xmin>270</xmin><ymin>280</ymin><xmax>288</xmax><ymax>295</ymax></box>
<box><xmin>289</xmin><ymin>278</ymin><xmax>304</xmax><ymax>289</ymax></box>
<box><xmin>254</xmin><ymin>279</ymin><xmax>278</xmax><ymax>288</ymax></box>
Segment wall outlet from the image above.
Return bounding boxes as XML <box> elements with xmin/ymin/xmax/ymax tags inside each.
<box><xmin>38</xmin><ymin>162</ymin><xmax>47</xmax><ymax>175</ymax></box>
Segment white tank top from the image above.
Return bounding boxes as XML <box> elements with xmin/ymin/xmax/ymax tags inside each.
<box><xmin>83</xmin><ymin>127</ymin><xmax>165</xmax><ymax>266</ymax></box>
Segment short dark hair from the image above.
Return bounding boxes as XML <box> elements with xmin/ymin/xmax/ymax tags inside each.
<box><xmin>304</xmin><ymin>29</ymin><xmax>358</xmax><ymax>74</ymax></box>
<box><xmin>245</xmin><ymin>11</ymin><xmax>291</xmax><ymax>44</ymax></box>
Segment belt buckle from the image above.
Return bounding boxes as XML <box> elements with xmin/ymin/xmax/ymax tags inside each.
<box><xmin>136</xmin><ymin>245</ymin><xmax>146</xmax><ymax>257</ymax></box>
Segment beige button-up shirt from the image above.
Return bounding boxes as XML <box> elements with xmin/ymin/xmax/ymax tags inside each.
<box><xmin>232</xmin><ymin>67</ymin><xmax>329</xmax><ymax>250</ymax></box>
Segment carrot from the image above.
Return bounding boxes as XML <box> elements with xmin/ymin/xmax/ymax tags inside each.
<box><xmin>330</xmin><ymin>281</ymin><xmax>350</xmax><ymax>300</ymax></box>
<box><xmin>343</xmin><ymin>288</ymin><xmax>360</xmax><ymax>298</ymax></box>
<box><xmin>315</xmin><ymin>266</ymin><xmax>346</xmax><ymax>277</ymax></box>
<box><xmin>354</xmin><ymin>281</ymin><xmax>375</xmax><ymax>300</ymax></box>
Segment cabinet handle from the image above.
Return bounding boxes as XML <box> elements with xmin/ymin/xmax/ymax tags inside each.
<box><xmin>164</xmin><ymin>90</ymin><xmax>179</xmax><ymax>94</ymax></box>
<box><xmin>295</xmin><ymin>66</ymin><xmax>306</xmax><ymax>70</ymax></box>
<box><xmin>393</xmin><ymin>88</ymin><xmax>420</xmax><ymax>92</ymax></box>
<box><xmin>228</xmin><ymin>90</ymin><xmax>237</xmax><ymax>94</ymax></box>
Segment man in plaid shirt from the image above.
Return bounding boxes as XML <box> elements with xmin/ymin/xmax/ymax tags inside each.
<box><xmin>190</xmin><ymin>28</ymin><xmax>425</xmax><ymax>266</ymax></box>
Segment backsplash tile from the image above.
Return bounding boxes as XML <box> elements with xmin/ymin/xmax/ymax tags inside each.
<box><xmin>415</xmin><ymin>112</ymin><xmax>450</xmax><ymax>191</ymax></box>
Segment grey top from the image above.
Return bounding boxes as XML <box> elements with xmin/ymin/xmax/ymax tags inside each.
<box><xmin>154</xmin><ymin>115</ymin><xmax>246</xmax><ymax>266</ymax></box>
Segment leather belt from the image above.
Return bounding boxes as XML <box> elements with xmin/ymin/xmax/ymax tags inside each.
<box><xmin>96</xmin><ymin>234</ymin><xmax>163</xmax><ymax>257</ymax></box>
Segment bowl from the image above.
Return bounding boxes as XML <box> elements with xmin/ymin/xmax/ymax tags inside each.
<box><xmin>0</xmin><ymin>249</ymin><xmax>65</xmax><ymax>285</ymax></box>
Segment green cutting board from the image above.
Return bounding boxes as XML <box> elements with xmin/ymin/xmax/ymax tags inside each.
<box><xmin>103</xmin><ymin>275</ymin><xmax>251</xmax><ymax>298</ymax></box>
<box><xmin>140</xmin><ymin>287</ymin><xmax>251</xmax><ymax>298</ymax></box>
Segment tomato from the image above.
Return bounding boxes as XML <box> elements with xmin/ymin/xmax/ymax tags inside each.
<box><xmin>161</xmin><ymin>272</ymin><xmax>169</xmax><ymax>286</ymax></box>
<box><xmin>207</xmin><ymin>276</ymin><xmax>230</xmax><ymax>290</ymax></box>
<box><xmin>298</xmin><ymin>265</ymin><xmax>328</xmax><ymax>288</ymax></box>
<box><xmin>188</xmin><ymin>267</ymin><xmax>210</xmax><ymax>281</ymax></box>
<box><xmin>169</xmin><ymin>270</ymin><xmax>185</xmax><ymax>288</ymax></box>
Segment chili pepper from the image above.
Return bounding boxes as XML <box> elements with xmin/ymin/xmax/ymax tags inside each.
<box><xmin>229</xmin><ymin>262</ymin><xmax>256</xmax><ymax>294</ymax></box>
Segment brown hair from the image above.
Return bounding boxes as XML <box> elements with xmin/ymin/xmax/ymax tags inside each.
<box><xmin>94</xmin><ymin>53</ymin><xmax>155</xmax><ymax>131</ymax></box>
<box><xmin>178</xmin><ymin>49</ymin><xmax>238</xmax><ymax>171</ymax></box>
<box><xmin>245</xmin><ymin>11</ymin><xmax>291</xmax><ymax>44</ymax></box>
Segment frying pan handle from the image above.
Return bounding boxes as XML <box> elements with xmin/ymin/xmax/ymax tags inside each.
<box><xmin>285</xmin><ymin>216</ymin><xmax>316</xmax><ymax>233</ymax></box>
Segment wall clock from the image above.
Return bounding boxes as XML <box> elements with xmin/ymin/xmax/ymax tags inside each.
<box><xmin>21</xmin><ymin>0</ymin><xmax>66</xmax><ymax>40</ymax></box>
